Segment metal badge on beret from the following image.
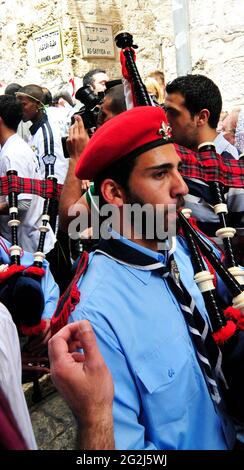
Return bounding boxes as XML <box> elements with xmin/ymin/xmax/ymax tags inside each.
<box><xmin>157</xmin><ymin>121</ymin><xmax>172</xmax><ymax>141</ymax></box>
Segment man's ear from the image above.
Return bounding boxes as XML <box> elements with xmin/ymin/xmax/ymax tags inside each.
<box><xmin>197</xmin><ymin>108</ymin><xmax>210</xmax><ymax>127</ymax></box>
<box><xmin>100</xmin><ymin>179</ymin><xmax>125</xmax><ymax>207</ymax></box>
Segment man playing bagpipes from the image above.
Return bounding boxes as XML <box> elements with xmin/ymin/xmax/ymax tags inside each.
<box><xmin>15</xmin><ymin>86</ymin><xmax>73</xmax><ymax>293</ymax></box>
<box><xmin>51</xmin><ymin>104</ymin><xmax>244</xmax><ymax>449</ymax></box>
<box><xmin>48</xmin><ymin>33</ymin><xmax>243</xmax><ymax>449</ymax></box>
<box><xmin>0</xmin><ymin>93</ymin><xmax>60</xmax><ymax>358</ymax></box>
<box><xmin>164</xmin><ymin>75</ymin><xmax>244</xmax><ymax>261</ymax></box>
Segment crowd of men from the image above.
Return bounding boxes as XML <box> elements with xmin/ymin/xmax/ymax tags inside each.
<box><xmin>0</xmin><ymin>65</ymin><xmax>244</xmax><ymax>450</ymax></box>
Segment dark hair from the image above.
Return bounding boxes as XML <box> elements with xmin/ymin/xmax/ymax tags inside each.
<box><xmin>0</xmin><ymin>95</ymin><xmax>23</xmax><ymax>130</ymax></box>
<box><xmin>94</xmin><ymin>153</ymin><xmax>139</xmax><ymax>205</ymax></box>
<box><xmin>166</xmin><ymin>74</ymin><xmax>222</xmax><ymax>129</ymax></box>
<box><xmin>53</xmin><ymin>91</ymin><xmax>74</xmax><ymax>107</ymax></box>
<box><xmin>83</xmin><ymin>69</ymin><xmax>107</xmax><ymax>88</ymax></box>
<box><xmin>4</xmin><ymin>83</ymin><xmax>21</xmax><ymax>96</ymax></box>
<box><xmin>42</xmin><ymin>87</ymin><xmax>53</xmax><ymax>106</ymax></box>
<box><xmin>105</xmin><ymin>84</ymin><xmax>126</xmax><ymax>115</ymax></box>
<box><xmin>94</xmin><ymin>155</ymin><xmax>138</xmax><ymax>206</ymax></box>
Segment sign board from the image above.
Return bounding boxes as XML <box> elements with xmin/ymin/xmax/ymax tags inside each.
<box><xmin>79</xmin><ymin>22</ymin><xmax>115</xmax><ymax>59</ymax></box>
<box><xmin>33</xmin><ymin>26</ymin><xmax>64</xmax><ymax>67</ymax></box>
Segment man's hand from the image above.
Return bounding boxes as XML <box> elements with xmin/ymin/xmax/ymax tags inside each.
<box><xmin>66</xmin><ymin>115</ymin><xmax>90</xmax><ymax>161</ymax></box>
<box><xmin>48</xmin><ymin>320</ymin><xmax>114</xmax><ymax>449</ymax></box>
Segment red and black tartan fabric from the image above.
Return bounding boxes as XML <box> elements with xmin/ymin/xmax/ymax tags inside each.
<box><xmin>0</xmin><ymin>149</ymin><xmax>244</xmax><ymax>193</ymax></box>
<box><xmin>176</xmin><ymin>144</ymin><xmax>244</xmax><ymax>188</ymax></box>
<box><xmin>0</xmin><ymin>174</ymin><xmax>62</xmax><ymax>199</ymax></box>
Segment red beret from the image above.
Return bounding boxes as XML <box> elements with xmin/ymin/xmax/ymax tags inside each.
<box><xmin>75</xmin><ymin>106</ymin><xmax>172</xmax><ymax>180</ymax></box>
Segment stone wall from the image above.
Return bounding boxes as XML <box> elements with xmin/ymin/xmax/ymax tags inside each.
<box><xmin>189</xmin><ymin>0</ymin><xmax>244</xmax><ymax>110</ymax></box>
<box><xmin>0</xmin><ymin>0</ymin><xmax>75</xmax><ymax>91</ymax></box>
<box><xmin>0</xmin><ymin>0</ymin><xmax>243</xmax><ymax>109</ymax></box>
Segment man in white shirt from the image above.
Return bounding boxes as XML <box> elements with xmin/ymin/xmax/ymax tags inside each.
<box><xmin>16</xmin><ymin>84</ymin><xmax>68</xmax><ymax>184</ymax></box>
<box><xmin>16</xmin><ymin>87</ymin><xmax>72</xmax><ymax>292</ymax></box>
<box><xmin>4</xmin><ymin>82</ymin><xmax>31</xmax><ymax>143</ymax></box>
<box><xmin>0</xmin><ymin>94</ymin><xmax>55</xmax><ymax>254</ymax></box>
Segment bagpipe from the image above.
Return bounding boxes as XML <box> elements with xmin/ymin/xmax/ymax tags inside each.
<box><xmin>0</xmin><ymin>170</ymin><xmax>62</xmax><ymax>336</ymax></box>
<box><xmin>115</xmin><ymin>31</ymin><xmax>244</xmax><ymax>420</ymax></box>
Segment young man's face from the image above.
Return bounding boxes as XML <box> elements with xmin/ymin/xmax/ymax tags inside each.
<box><xmin>123</xmin><ymin>144</ymin><xmax>188</xmax><ymax>236</ymax></box>
<box><xmin>92</xmin><ymin>73</ymin><xmax>109</xmax><ymax>93</ymax></box>
<box><xmin>164</xmin><ymin>92</ymin><xmax>199</xmax><ymax>149</ymax></box>
<box><xmin>17</xmin><ymin>96</ymin><xmax>39</xmax><ymax>122</ymax></box>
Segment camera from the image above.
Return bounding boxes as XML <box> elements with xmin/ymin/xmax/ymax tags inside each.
<box><xmin>72</xmin><ymin>85</ymin><xmax>105</xmax><ymax>132</ymax></box>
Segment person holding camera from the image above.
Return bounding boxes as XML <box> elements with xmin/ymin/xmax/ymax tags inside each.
<box><xmin>71</xmin><ymin>69</ymin><xmax>110</xmax><ymax>135</ymax></box>
<box><xmin>83</xmin><ymin>69</ymin><xmax>109</xmax><ymax>94</ymax></box>
<box><xmin>59</xmin><ymin>85</ymin><xmax>126</xmax><ymax>234</ymax></box>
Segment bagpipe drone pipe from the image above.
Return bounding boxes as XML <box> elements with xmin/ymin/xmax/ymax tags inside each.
<box><xmin>0</xmin><ymin>170</ymin><xmax>61</xmax><ymax>336</ymax></box>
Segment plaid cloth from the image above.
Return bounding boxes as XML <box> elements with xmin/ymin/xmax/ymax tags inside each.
<box><xmin>0</xmin><ymin>146</ymin><xmax>243</xmax><ymax>198</ymax></box>
<box><xmin>176</xmin><ymin>144</ymin><xmax>244</xmax><ymax>188</ymax></box>
<box><xmin>0</xmin><ymin>174</ymin><xmax>62</xmax><ymax>200</ymax></box>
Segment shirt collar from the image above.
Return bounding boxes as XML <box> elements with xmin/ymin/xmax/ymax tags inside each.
<box><xmin>95</xmin><ymin>230</ymin><xmax>176</xmax><ymax>284</ymax></box>
<box><xmin>214</xmin><ymin>132</ymin><xmax>239</xmax><ymax>159</ymax></box>
<box><xmin>111</xmin><ymin>229</ymin><xmax>166</xmax><ymax>263</ymax></box>
<box><xmin>29</xmin><ymin>113</ymin><xmax>48</xmax><ymax>135</ymax></box>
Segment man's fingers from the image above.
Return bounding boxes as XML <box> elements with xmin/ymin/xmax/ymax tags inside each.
<box><xmin>49</xmin><ymin>320</ymin><xmax>104</xmax><ymax>368</ymax></box>
<box><xmin>48</xmin><ymin>320</ymin><xmax>91</xmax><ymax>362</ymax></box>
<box><xmin>48</xmin><ymin>322</ymin><xmax>82</xmax><ymax>361</ymax></box>
<box><xmin>52</xmin><ymin>321</ymin><xmax>85</xmax><ymax>342</ymax></box>
<box><xmin>73</xmin><ymin>114</ymin><xmax>82</xmax><ymax>122</ymax></box>
<box><xmin>71</xmin><ymin>352</ymin><xmax>85</xmax><ymax>363</ymax></box>
<box><xmin>81</xmin><ymin>179</ymin><xmax>90</xmax><ymax>190</ymax></box>
<box><xmin>75</xmin><ymin>114</ymin><xmax>85</xmax><ymax>128</ymax></box>
<box><xmin>48</xmin><ymin>335</ymin><xmax>69</xmax><ymax>363</ymax></box>
<box><xmin>71</xmin><ymin>114</ymin><xmax>84</xmax><ymax>132</ymax></box>
<box><xmin>78</xmin><ymin>320</ymin><xmax>104</xmax><ymax>368</ymax></box>
<box><xmin>68</xmin><ymin>122</ymin><xmax>75</xmax><ymax>138</ymax></box>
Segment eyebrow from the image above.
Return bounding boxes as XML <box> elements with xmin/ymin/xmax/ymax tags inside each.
<box><xmin>145</xmin><ymin>162</ymin><xmax>179</xmax><ymax>172</ymax></box>
<box><xmin>164</xmin><ymin>104</ymin><xmax>180</xmax><ymax>113</ymax></box>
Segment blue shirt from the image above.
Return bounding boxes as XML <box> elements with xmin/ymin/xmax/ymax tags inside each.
<box><xmin>0</xmin><ymin>237</ymin><xmax>59</xmax><ymax>319</ymax></box>
<box><xmin>70</xmin><ymin>235</ymin><xmax>235</xmax><ymax>450</ymax></box>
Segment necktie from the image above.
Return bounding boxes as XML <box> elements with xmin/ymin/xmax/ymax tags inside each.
<box><xmin>163</xmin><ymin>249</ymin><xmax>225</xmax><ymax>405</ymax></box>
